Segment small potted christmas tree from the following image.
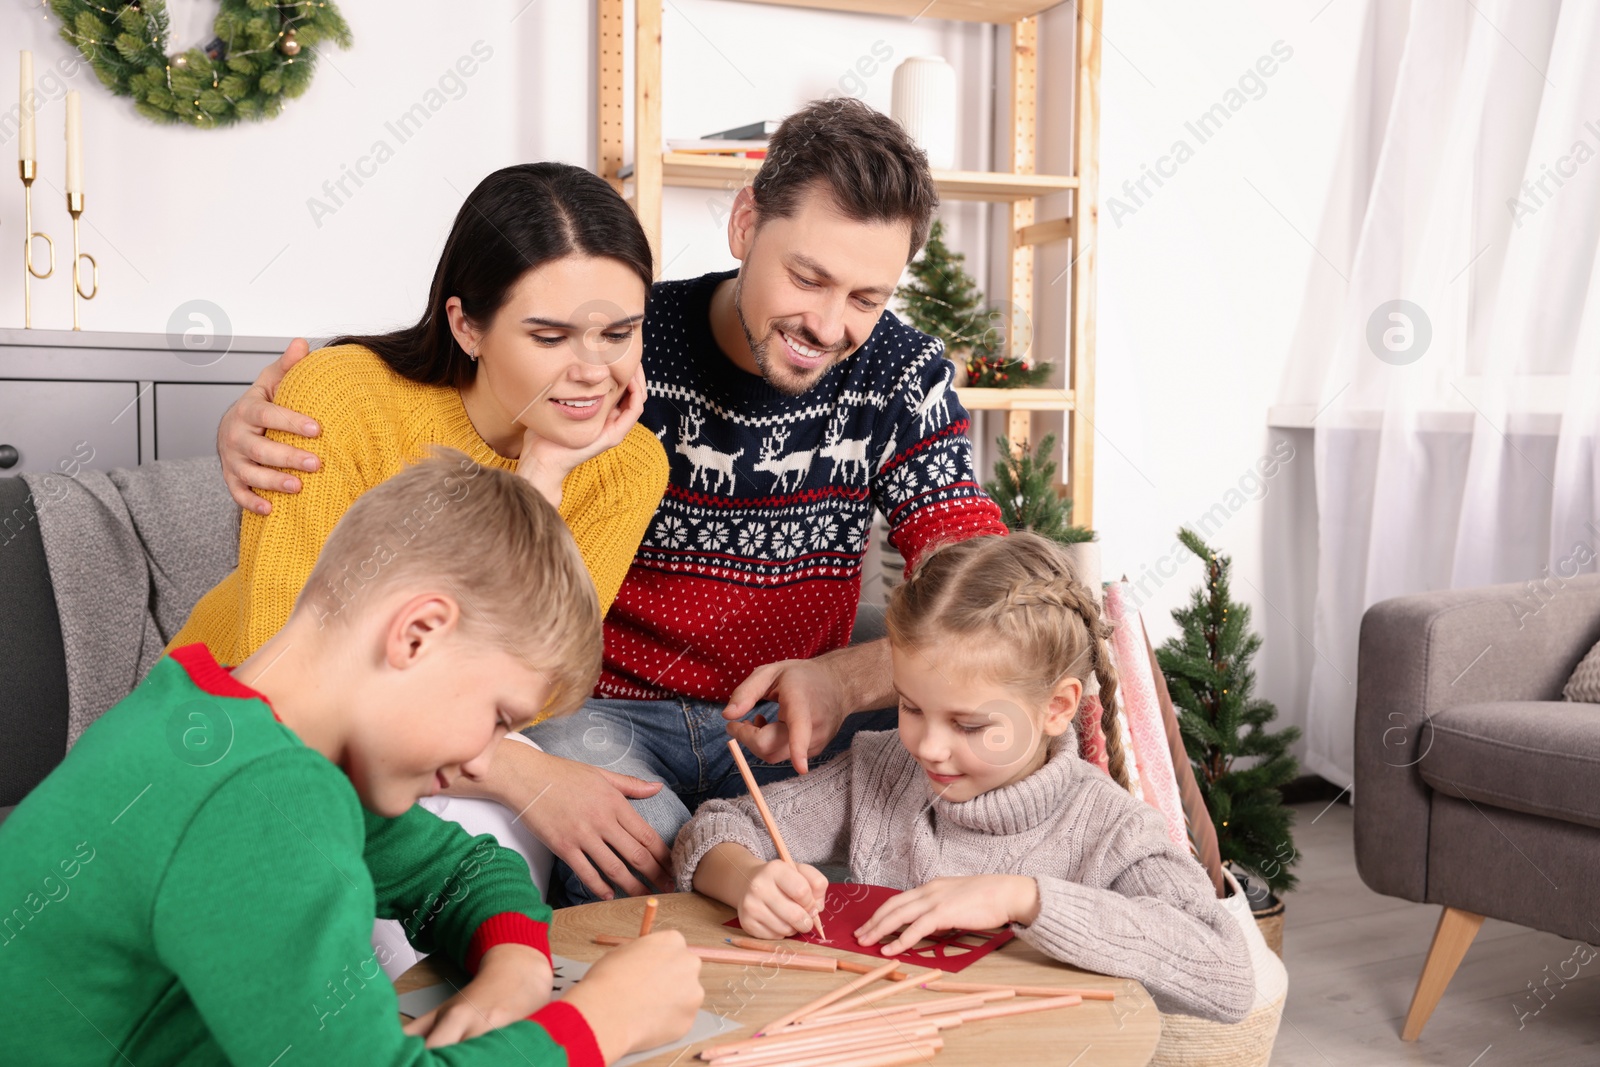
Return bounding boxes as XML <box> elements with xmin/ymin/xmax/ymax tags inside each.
<box><xmin>982</xmin><ymin>433</ymin><xmax>1093</xmax><ymax>544</ymax></box>
<box><xmin>1157</xmin><ymin>528</ymin><xmax>1300</xmax><ymax>953</ymax></box>
<box><xmin>896</xmin><ymin>219</ymin><xmax>1050</xmax><ymax>388</ymax></box>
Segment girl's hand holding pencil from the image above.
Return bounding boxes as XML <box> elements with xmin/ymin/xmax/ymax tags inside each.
<box><xmin>738</xmin><ymin>855</ymin><xmax>832</xmax><ymax>940</ymax></box>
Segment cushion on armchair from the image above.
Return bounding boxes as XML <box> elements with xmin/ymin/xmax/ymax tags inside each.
<box><xmin>1564</xmin><ymin>639</ymin><xmax>1600</xmax><ymax>702</ymax></box>
<box><xmin>1417</xmin><ymin>700</ymin><xmax>1600</xmax><ymax>831</ymax></box>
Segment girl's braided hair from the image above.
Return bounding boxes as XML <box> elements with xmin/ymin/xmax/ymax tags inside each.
<box><xmin>884</xmin><ymin>531</ymin><xmax>1128</xmax><ymax>790</ymax></box>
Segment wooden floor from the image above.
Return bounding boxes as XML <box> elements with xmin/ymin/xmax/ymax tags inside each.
<box><xmin>1271</xmin><ymin>801</ymin><xmax>1600</xmax><ymax>1065</ymax></box>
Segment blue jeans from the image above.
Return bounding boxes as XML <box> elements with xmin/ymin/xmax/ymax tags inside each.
<box><xmin>522</xmin><ymin>697</ymin><xmax>897</xmax><ymax>907</ymax></box>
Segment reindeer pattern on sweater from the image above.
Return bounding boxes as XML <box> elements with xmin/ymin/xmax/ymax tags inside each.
<box><xmin>599</xmin><ymin>269</ymin><xmax>1008</xmax><ymax>701</ymax></box>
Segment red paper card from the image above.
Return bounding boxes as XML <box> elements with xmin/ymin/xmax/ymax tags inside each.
<box><xmin>724</xmin><ymin>883</ymin><xmax>1013</xmax><ymax>973</ymax></box>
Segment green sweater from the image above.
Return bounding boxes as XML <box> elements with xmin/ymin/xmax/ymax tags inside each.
<box><xmin>0</xmin><ymin>644</ymin><xmax>602</xmax><ymax>1067</ymax></box>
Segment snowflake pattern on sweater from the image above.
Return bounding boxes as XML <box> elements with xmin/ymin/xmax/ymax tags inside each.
<box><xmin>601</xmin><ymin>269</ymin><xmax>1007</xmax><ymax>702</ymax></box>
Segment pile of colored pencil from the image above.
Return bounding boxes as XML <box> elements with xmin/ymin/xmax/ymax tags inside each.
<box><xmin>595</xmin><ymin>921</ymin><xmax>1112</xmax><ymax>1067</ymax></box>
<box><xmin>681</xmin><ymin>952</ymin><xmax>1109</xmax><ymax>1067</ymax></box>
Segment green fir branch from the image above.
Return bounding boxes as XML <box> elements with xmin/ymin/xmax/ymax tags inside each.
<box><xmin>1156</xmin><ymin>527</ymin><xmax>1302</xmax><ymax>893</ymax></box>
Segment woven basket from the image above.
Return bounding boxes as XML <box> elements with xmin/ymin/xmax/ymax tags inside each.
<box><xmin>1152</xmin><ymin>869</ymin><xmax>1285</xmax><ymax>1067</ymax></box>
<box><xmin>1254</xmin><ymin>899</ymin><xmax>1285</xmax><ymax>958</ymax></box>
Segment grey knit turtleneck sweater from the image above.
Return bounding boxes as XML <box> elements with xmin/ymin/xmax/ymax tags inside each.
<box><xmin>672</xmin><ymin>729</ymin><xmax>1254</xmax><ymax>1023</ymax></box>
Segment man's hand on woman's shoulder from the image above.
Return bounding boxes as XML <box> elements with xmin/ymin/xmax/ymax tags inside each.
<box><xmin>219</xmin><ymin>337</ymin><xmax>323</xmax><ymax>515</ymax></box>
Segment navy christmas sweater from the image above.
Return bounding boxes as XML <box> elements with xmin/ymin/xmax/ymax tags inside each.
<box><xmin>601</xmin><ymin>269</ymin><xmax>1008</xmax><ymax>701</ymax></box>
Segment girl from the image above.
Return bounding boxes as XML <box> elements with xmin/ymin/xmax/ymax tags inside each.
<box><xmin>671</xmin><ymin>531</ymin><xmax>1254</xmax><ymax>1023</ymax></box>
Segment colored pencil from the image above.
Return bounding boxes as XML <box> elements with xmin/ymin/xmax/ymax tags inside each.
<box><xmin>594</xmin><ymin>934</ymin><xmax>838</xmax><ymax>972</ymax></box>
<box><xmin>713</xmin><ymin>1032</ymin><xmax>942</xmax><ymax>1067</ymax></box>
<box><xmin>839</xmin><ymin>960</ymin><xmax>913</xmax><ymax>980</ymax></box>
<box><xmin>701</xmin><ymin>1009</ymin><xmax>925</xmax><ymax>1058</ymax></box>
<box><xmin>713</xmin><ymin>1036</ymin><xmax>934</xmax><ymax>1067</ymax></box>
<box><xmin>804</xmin><ymin>967</ymin><xmax>938</xmax><ymax>1019</ymax></box>
<box><xmin>783</xmin><ymin>991</ymin><xmax>1011</xmax><ymax>1030</ymax></box>
<box><xmin>639</xmin><ymin>896</ymin><xmax>659</xmax><ymax>936</ymax></box>
<box><xmin>758</xmin><ymin>1007</ymin><xmax>925</xmax><ymax>1036</ymax></box>
<box><xmin>727</xmin><ymin>935</ymin><xmax>913</xmax><ymax>979</ymax></box>
<box><xmin>703</xmin><ymin>1020</ymin><xmax>938</xmax><ymax>1061</ymax></box>
<box><xmin>726</xmin><ymin>738</ymin><xmax>828</xmax><ymax>941</ymax></box>
<box><xmin>757</xmin><ymin>958</ymin><xmax>902</xmax><ymax>1035</ymax></box>
<box><xmin>921</xmin><ymin>978</ymin><xmax>1114</xmax><ymax>1001</ymax></box>
<box><xmin>745</xmin><ymin>1039</ymin><xmax>941</xmax><ymax>1067</ymax></box>
<box><xmin>899</xmin><ymin>993</ymin><xmax>1081</xmax><ymax>1036</ymax></box>
<box><xmin>953</xmin><ymin>993</ymin><xmax>1082</xmax><ymax>1022</ymax></box>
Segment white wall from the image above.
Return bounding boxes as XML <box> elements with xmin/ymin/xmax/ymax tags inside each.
<box><xmin>1</xmin><ymin>0</ymin><xmax>1369</xmax><ymax>763</ymax></box>
<box><xmin>0</xmin><ymin>1</ymin><xmax>997</xmax><ymax>337</ymax></box>
<box><xmin>1092</xmin><ymin>0</ymin><xmax>1368</xmax><ymax>763</ymax></box>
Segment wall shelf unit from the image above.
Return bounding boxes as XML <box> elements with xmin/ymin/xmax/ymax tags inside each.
<box><xmin>597</xmin><ymin>0</ymin><xmax>1100</xmax><ymax>525</ymax></box>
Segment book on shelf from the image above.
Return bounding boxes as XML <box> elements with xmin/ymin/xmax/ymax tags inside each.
<box><xmin>665</xmin><ymin>138</ymin><xmax>769</xmax><ymax>156</ymax></box>
<box><xmin>701</xmin><ymin>120</ymin><xmax>778</xmax><ymax>140</ymax></box>
<box><xmin>616</xmin><ymin>140</ymin><xmax>767</xmax><ymax>179</ymax></box>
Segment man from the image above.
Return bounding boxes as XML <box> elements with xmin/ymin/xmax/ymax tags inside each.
<box><xmin>218</xmin><ymin>98</ymin><xmax>1008</xmax><ymax>906</ymax></box>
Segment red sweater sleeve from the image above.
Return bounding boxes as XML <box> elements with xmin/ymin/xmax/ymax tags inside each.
<box><xmin>873</xmin><ymin>350</ymin><xmax>1009</xmax><ymax>573</ymax></box>
<box><xmin>468</xmin><ymin>911</ymin><xmax>554</xmax><ymax>973</ymax></box>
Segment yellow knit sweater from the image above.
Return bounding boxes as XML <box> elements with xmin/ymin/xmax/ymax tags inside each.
<box><xmin>169</xmin><ymin>344</ymin><xmax>668</xmax><ymax>666</ymax></box>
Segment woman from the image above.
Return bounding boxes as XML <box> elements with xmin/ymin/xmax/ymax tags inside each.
<box><xmin>168</xmin><ymin>164</ymin><xmax>671</xmax><ymax>949</ymax></box>
<box><xmin>172</xmin><ymin>161</ymin><xmax>666</xmax><ymax>658</ymax></box>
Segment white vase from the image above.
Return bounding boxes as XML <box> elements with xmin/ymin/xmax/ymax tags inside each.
<box><xmin>1063</xmin><ymin>540</ymin><xmax>1103</xmax><ymax>610</ymax></box>
<box><xmin>891</xmin><ymin>56</ymin><xmax>957</xmax><ymax>170</ymax></box>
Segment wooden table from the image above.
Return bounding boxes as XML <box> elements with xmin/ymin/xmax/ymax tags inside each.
<box><xmin>396</xmin><ymin>892</ymin><xmax>1161</xmax><ymax>1066</ymax></box>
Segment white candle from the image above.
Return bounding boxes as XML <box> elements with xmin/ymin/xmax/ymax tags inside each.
<box><xmin>65</xmin><ymin>90</ymin><xmax>82</xmax><ymax>195</ymax></box>
<box><xmin>19</xmin><ymin>50</ymin><xmax>36</xmax><ymax>164</ymax></box>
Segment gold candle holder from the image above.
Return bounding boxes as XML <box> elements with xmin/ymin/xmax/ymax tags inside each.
<box><xmin>19</xmin><ymin>159</ymin><xmax>55</xmax><ymax>329</ymax></box>
<box><xmin>66</xmin><ymin>190</ymin><xmax>97</xmax><ymax>331</ymax></box>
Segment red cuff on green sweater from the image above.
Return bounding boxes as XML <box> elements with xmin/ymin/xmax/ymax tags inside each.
<box><xmin>529</xmin><ymin>1001</ymin><xmax>605</xmax><ymax>1067</ymax></box>
<box><xmin>466</xmin><ymin>911</ymin><xmax>552</xmax><ymax>973</ymax></box>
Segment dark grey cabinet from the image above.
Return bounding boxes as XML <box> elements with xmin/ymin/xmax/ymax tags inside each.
<box><xmin>0</xmin><ymin>380</ymin><xmax>141</xmax><ymax>474</ymax></box>
<box><xmin>0</xmin><ymin>329</ymin><xmax>288</xmax><ymax>476</ymax></box>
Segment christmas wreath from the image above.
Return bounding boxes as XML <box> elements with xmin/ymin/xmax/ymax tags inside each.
<box><xmin>48</xmin><ymin>0</ymin><xmax>352</xmax><ymax>127</ymax></box>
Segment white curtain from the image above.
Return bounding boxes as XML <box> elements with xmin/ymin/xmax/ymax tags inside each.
<box><xmin>1277</xmin><ymin>0</ymin><xmax>1600</xmax><ymax>786</ymax></box>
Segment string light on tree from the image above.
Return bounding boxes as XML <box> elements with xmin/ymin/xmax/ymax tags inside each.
<box><xmin>1157</xmin><ymin>527</ymin><xmax>1302</xmax><ymax>894</ymax></box>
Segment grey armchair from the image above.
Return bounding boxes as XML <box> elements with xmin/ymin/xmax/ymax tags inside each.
<box><xmin>1353</xmin><ymin>573</ymin><xmax>1600</xmax><ymax>1040</ymax></box>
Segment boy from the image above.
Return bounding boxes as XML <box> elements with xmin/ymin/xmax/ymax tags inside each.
<box><xmin>0</xmin><ymin>449</ymin><xmax>703</xmax><ymax>1065</ymax></box>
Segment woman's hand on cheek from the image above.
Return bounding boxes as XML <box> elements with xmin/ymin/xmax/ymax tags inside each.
<box><xmin>517</xmin><ymin>362</ymin><xmax>648</xmax><ymax>502</ymax></box>
<box><xmin>852</xmin><ymin>876</ymin><xmax>1034</xmax><ymax>956</ymax></box>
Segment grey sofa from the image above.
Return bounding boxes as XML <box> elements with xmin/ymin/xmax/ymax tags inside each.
<box><xmin>1353</xmin><ymin>574</ymin><xmax>1600</xmax><ymax>1040</ymax></box>
<box><xmin>0</xmin><ymin>457</ymin><xmax>239</xmax><ymax>818</ymax></box>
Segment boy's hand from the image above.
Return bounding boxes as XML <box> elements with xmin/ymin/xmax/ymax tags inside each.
<box><xmin>737</xmin><ymin>860</ymin><xmax>829</xmax><ymax>940</ymax></box>
<box><xmin>853</xmin><ymin>875</ymin><xmax>1040</xmax><ymax>956</ymax></box>
<box><xmin>562</xmin><ymin>931</ymin><xmax>704</xmax><ymax>1062</ymax></box>
<box><xmin>402</xmin><ymin>943</ymin><xmax>554</xmax><ymax>1048</ymax></box>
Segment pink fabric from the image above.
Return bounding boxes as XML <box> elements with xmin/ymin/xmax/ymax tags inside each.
<box><xmin>1077</xmin><ymin>693</ymin><xmax>1110</xmax><ymax>776</ymax></box>
<box><xmin>1104</xmin><ymin>582</ymin><xmax>1188</xmax><ymax>847</ymax></box>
